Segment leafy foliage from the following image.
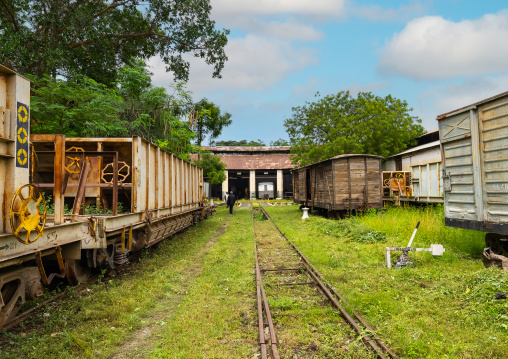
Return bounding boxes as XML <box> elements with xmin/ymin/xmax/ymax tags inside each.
<box><xmin>192</xmin><ymin>98</ymin><xmax>232</xmax><ymax>146</ymax></box>
<box><xmin>285</xmin><ymin>91</ymin><xmax>425</xmax><ymax>165</ymax></box>
<box><xmin>30</xmin><ymin>60</ymin><xmax>200</xmax><ymax>159</ymax></box>
<box><xmin>0</xmin><ymin>0</ymin><xmax>229</xmax><ymax>84</ymax></box>
<box><xmin>270</xmin><ymin>138</ymin><xmax>290</xmax><ymax>146</ymax></box>
<box><xmin>30</xmin><ymin>74</ymin><xmax>126</xmax><ymax>137</ymax></box>
<box><xmin>116</xmin><ymin>59</ymin><xmax>198</xmax><ymax>157</ymax></box>
<box><xmin>192</xmin><ymin>154</ymin><xmax>226</xmax><ymax>185</ymax></box>
<box><xmin>212</xmin><ymin>139</ymin><xmax>266</xmax><ymax>146</ymax></box>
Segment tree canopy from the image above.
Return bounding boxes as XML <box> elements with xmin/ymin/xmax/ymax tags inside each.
<box><xmin>30</xmin><ymin>74</ymin><xmax>126</xmax><ymax>137</ymax></box>
<box><xmin>192</xmin><ymin>154</ymin><xmax>226</xmax><ymax>185</ymax></box>
<box><xmin>192</xmin><ymin>98</ymin><xmax>232</xmax><ymax>146</ymax></box>
<box><xmin>270</xmin><ymin>138</ymin><xmax>290</xmax><ymax>146</ymax></box>
<box><xmin>0</xmin><ymin>0</ymin><xmax>229</xmax><ymax>84</ymax></box>
<box><xmin>30</xmin><ymin>60</ymin><xmax>201</xmax><ymax>159</ymax></box>
<box><xmin>284</xmin><ymin>91</ymin><xmax>425</xmax><ymax>166</ymax></box>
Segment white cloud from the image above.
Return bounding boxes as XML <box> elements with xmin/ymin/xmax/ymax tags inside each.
<box><xmin>211</xmin><ymin>0</ymin><xmax>345</xmax><ymax>17</ymax></box>
<box><xmin>415</xmin><ymin>75</ymin><xmax>508</xmax><ymax>130</ymax></box>
<box><xmin>378</xmin><ymin>10</ymin><xmax>508</xmax><ymax>80</ymax></box>
<box><xmin>259</xmin><ymin>20</ymin><xmax>325</xmax><ymax>41</ymax></box>
<box><xmin>350</xmin><ymin>1</ymin><xmax>427</xmax><ymax>22</ymax></box>
<box><xmin>150</xmin><ymin>35</ymin><xmax>318</xmax><ymax>96</ymax></box>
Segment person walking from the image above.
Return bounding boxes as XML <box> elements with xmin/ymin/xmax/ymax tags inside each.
<box><xmin>227</xmin><ymin>191</ymin><xmax>236</xmax><ymax>214</ymax></box>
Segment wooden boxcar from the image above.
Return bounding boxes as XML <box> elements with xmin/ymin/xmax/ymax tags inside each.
<box><xmin>292</xmin><ymin>154</ymin><xmax>383</xmax><ymax>216</ymax></box>
<box><xmin>437</xmin><ymin>91</ymin><xmax>508</xmax><ymax>255</ymax></box>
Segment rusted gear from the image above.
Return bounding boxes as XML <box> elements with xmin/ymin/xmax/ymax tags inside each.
<box><xmin>10</xmin><ymin>184</ymin><xmax>47</xmax><ymax>244</ymax></box>
<box><xmin>65</xmin><ymin>147</ymin><xmax>85</xmax><ymax>174</ymax></box>
<box><xmin>101</xmin><ymin>161</ymin><xmax>130</xmax><ymax>183</ymax></box>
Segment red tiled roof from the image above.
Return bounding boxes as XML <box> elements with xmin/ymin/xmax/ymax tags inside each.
<box><xmin>190</xmin><ymin>153</ymin><xmax>295</xmax><ymax>170</ymax></box>
<box><xmin>219</xmin><ymin>154</ymin><xmax>294</xmax><ymax>170</ymax></box>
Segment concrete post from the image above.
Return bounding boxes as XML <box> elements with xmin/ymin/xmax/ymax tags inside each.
<box><xmin>277</xmin><ymin>169</ymin><xmax>283</xmax><ymax>199</ymax></box>
<box><xmin>222</xmin><ymin>170</ymin><xmax>228</xmax><ymax>201</ymax></box>
<box><xmin>250</xmin><ymin>170</ymin><xmax>256</xmax><ymax>199</ymax></box>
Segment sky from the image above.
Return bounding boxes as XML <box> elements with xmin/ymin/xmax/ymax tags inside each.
<box><xmin>150</xmin><ymin>0</ymin><xmax>508</xmax><ymax>145</ymax></box>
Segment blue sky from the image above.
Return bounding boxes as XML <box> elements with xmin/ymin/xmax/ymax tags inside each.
<box><xmin>150</xmin><ymin>0</ymin><xmax>508</xmax><ymax>145</ymax></box>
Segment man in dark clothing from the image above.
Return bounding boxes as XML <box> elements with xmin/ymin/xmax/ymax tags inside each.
<box><xmin>227</xmin><ymin>191</ymin><xmax>236</xmax><ymax>214</ymax></box>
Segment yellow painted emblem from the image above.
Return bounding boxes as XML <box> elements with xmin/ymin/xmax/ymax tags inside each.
<box><xmin>17</xmin><ymin>127</ymin><xmax>27</xmax><ymax>144</ymax></box>
<box><xmin>17</xmin><ymin>148</ymin><xmax>28</xmax><ymax>166</ymax></box>
<box><xmin>17</xmin><ymin>105</ymin><xmax>28</xmax><ymax>122</ymax></box>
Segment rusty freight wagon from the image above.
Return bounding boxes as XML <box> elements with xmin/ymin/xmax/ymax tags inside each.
<box><xmin>292</xmin><ymin>154</ymin><xmax>383</xmax><ymax>217</ymax></box>
<box><xmin>437</xmin><ymin>91</ymin><xmax>508</xmax><ymax>256</ymax></box>
<box><xmin>0</xmin><ymin>65</ymin><xmax>209</xmax><ymax>330</ymax></box>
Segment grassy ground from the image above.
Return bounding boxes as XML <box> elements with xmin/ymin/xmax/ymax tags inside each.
<box><xmin>1</xmin><ymin>204</ymin><xmax>507</xmax><ymax>358</ymax></box>
<box><xmin>254</xmin><ymin>209</ymin><xmax>376</xmax><ymax>358</ymax></box>
<box><xmin>265</xmin><ymin>205</ymin><xmax>508</xmax><ymax>358</ymax></box>
<box><xmin>1</xmin><ymin>207</ymin><xmax>258</xmax><ymax>359</ymax></box>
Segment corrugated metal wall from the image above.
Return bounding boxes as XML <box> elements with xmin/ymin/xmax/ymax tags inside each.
<box><xmin>479</xmin><ymin>99</ymin><xmax>508</xmax><ymax>223</ymax></box>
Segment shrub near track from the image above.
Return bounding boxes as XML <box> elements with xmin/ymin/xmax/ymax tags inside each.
<box><xmin>265</xmin><ymin>205</ymin><xmax>508</xmax><ymax>359</ymax></box>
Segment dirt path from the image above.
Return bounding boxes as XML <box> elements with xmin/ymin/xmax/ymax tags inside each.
<box><xmin>110</xmin><ymin>221</ymin><xmax>230</xmax><ymax>359</ymax></box>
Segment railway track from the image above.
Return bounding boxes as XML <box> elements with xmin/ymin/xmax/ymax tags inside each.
<box><xmin>253</xmin><ymin>207</ymin><xmax>397</xmax><ymax>359</ymax></box>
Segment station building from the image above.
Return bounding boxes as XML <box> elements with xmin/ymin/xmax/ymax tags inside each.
<box><xmin>199</xmin><ymin>146</ymin><xmax>295</xmax><ymax>200</ymax></box>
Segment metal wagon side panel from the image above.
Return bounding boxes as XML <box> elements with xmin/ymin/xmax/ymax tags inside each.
<box><xmin>439</xmin><ymin>111</ymin><xmax>481</xmax><ymax>221</ymax></box>
<box><xmin>478</xmin><ymin>98</ymin><xmax>508</xmax><ymax>223</ymax></box>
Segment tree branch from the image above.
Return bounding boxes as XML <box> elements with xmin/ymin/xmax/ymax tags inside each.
<box><xmin>0</xmin><ymin>0</ymin><xmax>20</xmax><ymax>32</ymax></box>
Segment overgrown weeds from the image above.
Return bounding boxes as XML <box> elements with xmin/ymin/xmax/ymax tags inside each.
<box><xmin>265</xmin><ymin>204</ymin><xmax>508</xmax><ymax>358</ymax></box>
<box><xmin>315</xmin><ymin>218</ymin><xmax>386</xmax><ymax>243</ymax></box>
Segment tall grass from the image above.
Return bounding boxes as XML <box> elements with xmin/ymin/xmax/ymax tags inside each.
<box><xmin>265</xmin><ymin>205</ymin><xmax>508</xmax><ymax>358</ymax></box>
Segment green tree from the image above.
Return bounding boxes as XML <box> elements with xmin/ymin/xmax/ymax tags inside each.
<box><xmin>0</xmin><ymin>0</ymin><xmax>229</xmax><ymax>84</ymax></box>
<box><xmin>284</xmin><ymin>91</ymin><xmax>425</xmax><ymax>165</ymax></box>
<box><xmin>192</xmin><ymin>98</ymin><xmax>232</xmax><ymax>146</ymax></box>
<box><xmin>115</xmin><ymin>60</ymin><xmax>197</xmax><ymax>158</ymax></box>
<box><xmin>212</xmin><ymin>139</ymin><xmax>266</xmax><ymax>146</ymax></box>
<box><xmin>193</xmin><ymin>154</ymin><xmax>226</xmax><ymax>185</ymax></box>
<box><xmin>270</xmin><ymin>138</ymin><xmax>290</xmax><ymax>146</ymax></box>
<box><xmin>29</xmin><ymin>60</ymin><xmax>199</xmax><ymax>159</ymax></box>
<box><xmin>29</xmin><ymin>74</ymin><xmax>126</xmax><ymax>137</ymax></box>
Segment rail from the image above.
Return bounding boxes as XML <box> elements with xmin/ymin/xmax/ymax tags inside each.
<box><xmin>253</xmin><ymin>206</ymin><xmax>397</xmax><ymax>358</ymax></box>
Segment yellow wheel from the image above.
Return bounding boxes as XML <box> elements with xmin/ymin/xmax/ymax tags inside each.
<box><xmin>10</xmin><ymin>184</ymin><xmax>47</xmax><ymax>244</ymax></box>
<box><xmin>101</xmin><ymin>161</ymin><xmax>130</xmax><ymax>183</ymax></box>
<box><xmin>65</xmin><ymin>147</ymin><xmax>85</xmax><ymax>174</ymax></box>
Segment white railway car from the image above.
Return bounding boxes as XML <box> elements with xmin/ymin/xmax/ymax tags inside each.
<box><xmin>437</xmin><ymin>91</ymin><xmax>508</xmax><ymax>255</ymax></box>
<box><xmin>383</xmin><ymin>131</ymin><xmax>443</xmax><ymax>204</ymax></box>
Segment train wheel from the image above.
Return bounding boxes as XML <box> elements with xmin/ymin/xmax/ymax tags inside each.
<box><xmin>485</xmin><ymin>233</ymin><xmax>508</xmax><ymax>256</ymax></box>
<box><xmin>0</xmin><ymin>267</ymin><xmax>41</xmax><ymax>330</ymax></box>
<box><xmin>64</xmin><ymin>259</ymin><xmax>91</xmax><ymax>286</ymax></box>
<box><xmin>0</xmin><ymin>280</ymin><xmax>22</xmax><ymax>329</ymax></box>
